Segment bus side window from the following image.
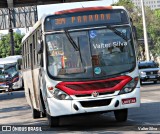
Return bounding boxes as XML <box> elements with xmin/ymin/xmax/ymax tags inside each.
<box><xmin>36</xmin><ymin>29</ymin><xmax>42</xmax><ymax>66</ymax></box>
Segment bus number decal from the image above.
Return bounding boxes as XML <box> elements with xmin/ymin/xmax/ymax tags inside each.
<box><xmin>55</xmin><ymin>18</ymin><xmax>66</xmax><ymax>25</ymax></box>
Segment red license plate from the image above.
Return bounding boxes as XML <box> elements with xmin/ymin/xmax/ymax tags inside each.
<box><xmin>122</xmin><ymin>98</ymin><xmax>136</xmax><ymax>104</ymax></box>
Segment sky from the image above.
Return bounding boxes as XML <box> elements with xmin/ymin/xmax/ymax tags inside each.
<box><xmin>0</xmin><ymin>0</ymin><xmax>118</xmax><ymax>34</ymax></box>
<box><xmin>37</xmin><ymin>0</ymin><xmax>115</xmax><ymax>18</ymax></box>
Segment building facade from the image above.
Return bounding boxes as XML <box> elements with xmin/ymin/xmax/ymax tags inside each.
<box><xmin>131</xmin><ymin>0</ymin><xmax>160</xmax><ymax>10</ymax></box>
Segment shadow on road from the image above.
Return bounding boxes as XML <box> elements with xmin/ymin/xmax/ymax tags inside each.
<box><xmin>30</xmin><ymin>113</ymin><xmax>138</xmax><ymax>131</ymax></box>
<box><xmin>0</xmin><ymin>90</ymin><xmax>25</xmax><ymax>101</ymax></box>
<box><xmin>0</xmin><ymin>90</ymin><xmax>159</xmax><ymax>132</ymax></box>
<box><xmin>0</xmin><ymin>105</ymin><xmax>30</xmax><ymax>113</ymax></box>
<box><xmin>30</xmin><ymin>101</ymin><xmax>160</xmax><ymax>131</ymax></box>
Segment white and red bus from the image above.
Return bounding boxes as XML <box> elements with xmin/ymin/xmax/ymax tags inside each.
<box><xmin>22</xmin><ymin>5</ymin><xmax>140</xmax><ymax>127</ymax></box>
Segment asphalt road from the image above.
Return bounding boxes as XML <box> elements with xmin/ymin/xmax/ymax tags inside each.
<box><xmin>0</xmin><ymin>82</ymin><xmax>160</xmax><ymax>133</ymax></box>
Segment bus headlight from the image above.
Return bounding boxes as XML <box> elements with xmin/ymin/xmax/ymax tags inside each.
<box><xmin>48</xmin><ymin>87</ymin><xmax>72</xmax><ymax>100</ymax></box>
<box><xmin>119</xmin><ymin>77</ymin><xmax>139</xmax><ymax>95</ymax></box>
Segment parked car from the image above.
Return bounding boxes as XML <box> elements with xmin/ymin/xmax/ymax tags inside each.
<box><xmin>138</xmin><ymin>61</ymin><xmax>160</xmax><ymax>85</ymax></box>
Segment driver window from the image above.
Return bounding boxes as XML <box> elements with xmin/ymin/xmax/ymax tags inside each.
<box><xmin>47</xmin><ymin>35</ymin><xmax>64</xmax><ymax>76</ymax></box>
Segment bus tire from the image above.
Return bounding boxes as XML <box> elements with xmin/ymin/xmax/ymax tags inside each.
<box><xmin>40</xmin><ymin>91</ymin><xmax>46</xmax><ymax>117</ymax></box>
<box><xmin>32</xmin><ymin>108</ymin><xmax>41</xmax><ymax>119</ymax></box>
<box><xmin>114</xmin><ymin>109</ymin><xmax>128</xmax><ymax>122</ymax></box>
<box><xmin>42</xmin><ymin>111</ymin><xmax>46</xmax><ymax>117</ymax></box>
<box><xmin>47</xmin><ymin>114</ymin><xmax>59</xmax><ymax>127</ymax></box>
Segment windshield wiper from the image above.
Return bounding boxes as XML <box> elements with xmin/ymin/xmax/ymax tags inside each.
<box><xmin>64</xmin><ymin>30</ymin><xmax>85</xmax><ymax>68</ymax></box>
<box><xmin>64</xmin><ymin>30</ymin><xmax>79</xmax><ymax>51</ymax></box>
<box><xmin>106</xmin><ymin>25</ymin><xmax>128</xmax><ymax>41</ymax></box>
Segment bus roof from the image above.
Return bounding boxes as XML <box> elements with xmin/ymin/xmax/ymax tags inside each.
<box><xmin>22</xmin><ymin>5</ymin><xmax>127</xmax><ymax>43</ymax></box>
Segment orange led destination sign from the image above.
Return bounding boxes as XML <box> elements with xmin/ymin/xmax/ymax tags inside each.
<box><xmin>55</xmin><ymin>13</ymin><xmax>111</xmax><ymax>25</ymax></box>
<box><xmin>44</xmin><ymin>9</ymin><xmax>128</xmax><ymax>31</ymax></box>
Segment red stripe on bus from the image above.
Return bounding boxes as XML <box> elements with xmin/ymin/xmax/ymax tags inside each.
<box><xmin>55</xmin><ymin>6</ymin><xmax>112</xmax><ymax>15</ymax></box>
<box><xmin>56</xmin><ymin>75</ymin><xmax>132</xmax><ymax>95</ymax></box>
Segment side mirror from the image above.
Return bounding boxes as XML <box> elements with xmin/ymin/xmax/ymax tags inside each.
<box><xmin>133</xmin><ymin>26</ymin><xmax>138</xmax><ymax>40</ymax></box>
<box><xmin>37</xmin><ymin>40</ymin><xmax>43</xmax><ymax>54</ymax></box>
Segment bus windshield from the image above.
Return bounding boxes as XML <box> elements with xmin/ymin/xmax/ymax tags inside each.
<box><xmin>46</xmin><ymin>26</ymin><xmax>135</xmax><ymax>80</ymax></box>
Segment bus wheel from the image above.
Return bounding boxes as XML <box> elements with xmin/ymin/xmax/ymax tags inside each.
<box><xmin>47</xmin><ymin>114</ymin><xmax>59</xmax><ymax>127</ymax></box>
<box><xmin>114</xmin><ymin>109</ymin><xmax>128</xmax><ymax>122</ymax></box>
<box><xmin>42</xmin><ymin>112</ymin><xmax>46</xmax><ymax>117</ymax></box>
<box><xmin>32</xmin><ymin>108</ymin><xmax>41</xmax><ymax>119</ymax></box>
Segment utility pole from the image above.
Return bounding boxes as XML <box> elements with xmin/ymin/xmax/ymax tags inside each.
<box><xmin>8</xmin><ymin>8</ymin><xmax>14</xmax><ymax>56</ymax></box>
<box><xmin>141</xmin><ymin>0</ymin><xmax>150</xmax><ymax>61</ymax></box>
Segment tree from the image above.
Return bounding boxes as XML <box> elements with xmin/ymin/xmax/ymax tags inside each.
<box><xmin>0</xmin><ymin>33</ymin><xmax>24</xmax><ymax>58</ymax></box>
<box><xmin>150</xmin><ymin>9</ymin><xmax>160</xmax><ymax>57</ymax></box>
<box><xmin>112</xmin><ymin>0</ymin><xmax>143</xmax><ymax>38</ymax></box>
<box><xmin>112</xmin><ymin>0</ymin><xmax>134</xmax><ymax>12</ymax></box>
<box><xmin>113</xmin><ymin>0</ymin><xmax>160</xmax><ymax>60</ymax></box>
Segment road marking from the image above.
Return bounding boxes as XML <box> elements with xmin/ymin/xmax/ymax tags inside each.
<box><xmin>141</xmin><ymin>99</ymin><xmax>158</xmax><ymax>103</ymax></box>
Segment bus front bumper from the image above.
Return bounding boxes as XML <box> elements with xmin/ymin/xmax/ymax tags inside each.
<box><xmin>47</xmin><ymin>87</ymin><xmax>140</xmax><ymax>117</ymax></box>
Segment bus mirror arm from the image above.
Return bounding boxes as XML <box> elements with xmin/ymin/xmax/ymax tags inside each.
<box><xmin>37</xmin><ymin>40</ymin><xmax>43</xmax><ymax>54</ymax></box>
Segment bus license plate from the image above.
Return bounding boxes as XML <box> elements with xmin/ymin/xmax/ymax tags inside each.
<box><xmin>122</xmin><ymin>98</ymin><xmax>136</xmax><ymax>105</ymax></box>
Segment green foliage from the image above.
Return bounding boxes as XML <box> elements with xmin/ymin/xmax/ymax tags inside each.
<box><xmin>0</xmin><ymin>32</ymin><xmax>24</xmax><ymax>58</ymax></box>
<box><xmin>113</xmin><ymin>0</ymin><xmax>143</xmax><ymax>38</ymax></box>
<box><xmin>112</xmin><ymin>0</ymin><xmax>134</xmax><ymax>12</ymax></box>
<box><xmin>154</xmin><ymin>9</ymin><xmax>160</xmax><ymax>19</ymax></box>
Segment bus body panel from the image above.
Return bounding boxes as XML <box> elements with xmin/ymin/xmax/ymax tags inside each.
<box><xmin>47</xmin><ymin>87</ymin><xmax>140</xmax><ymax>117</ymax></box>
<box><xmin>32</xmin><ymin>67</ymin><xmax>41</xmax><ymax>109</ymax></box>
<box><xmin>23</xmin><ymin>70</ymin><xmax>37</xmax><ymax>109</ymax></box>
<box><xmin>44</xmin><ymin>68</ymin><xmax>140</xmax><ymax>116</ymax></box>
